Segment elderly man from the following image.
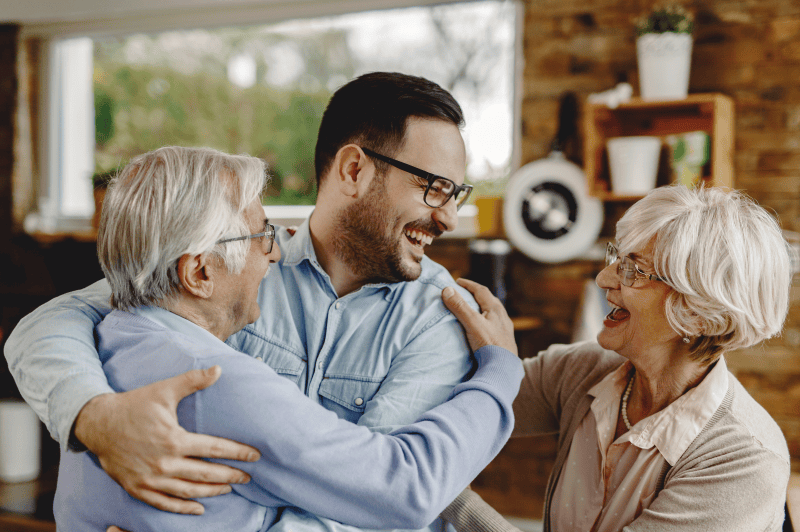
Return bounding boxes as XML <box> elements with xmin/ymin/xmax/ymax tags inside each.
<box><xmin>7</xmin><ymin>73</ymin><xmax>482</xmax><ymax>531</ymax></box>
<box><xmin>54</xmin><ymin>145</ymin><xmax>522</xmax><ymax>531</ymax></box>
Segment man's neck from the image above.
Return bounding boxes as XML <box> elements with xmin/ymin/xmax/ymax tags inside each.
<box><xmin>308</xmin><ymin>210</ymin><xmax>365</xmax><ymax>297</ymax></box>
<box><xmin>163</xmin><ymin>298</ymin><xmax>232</xmax><ymax>341</ymax></box>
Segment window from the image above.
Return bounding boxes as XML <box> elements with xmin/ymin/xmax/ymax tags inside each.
<box><xmin>26</xmin><ymin>0</ymin><xmax>519</xmax><ymax>235</ymax></box>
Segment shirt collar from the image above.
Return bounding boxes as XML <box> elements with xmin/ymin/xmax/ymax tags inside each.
<box><xmin>279</xmin><ymin>216</ymin><xmax>318</xmax><ymax>268</ymax></box>
<box><xmin>128</xmin><ymin>305</ymin><xmax>224</xmax><ymax>347</ymax></box>
<box><xmin>588</xmin><ymin>356</ymin><xmax>729</xmax><ymax>466</ymax></box>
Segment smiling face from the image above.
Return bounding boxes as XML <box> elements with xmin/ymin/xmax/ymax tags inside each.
<box><xmin>333</xmin><ymin>118</ymin><xmax>466</xmax><ymax>283</ymax></box>
<box><xmin>595</xmin><ymin>241</ymin><xmax>683</xmax><ymax>360</ymax></box>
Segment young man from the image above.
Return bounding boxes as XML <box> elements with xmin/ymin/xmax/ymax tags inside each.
<box><xmin>6</xmin><ymin>73</ymin><xmax>477</xmax><ymax>531</ymax></box>
<box><xmin>55</xmin><ymin>145</ymin><xmax>521</xmax><ymax>531</ymax></box>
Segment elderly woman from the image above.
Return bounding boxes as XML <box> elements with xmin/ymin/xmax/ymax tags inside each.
<box><xmin>440</xmin><ymin>185</ymin><xmax>793</xmax><ymax>532</ymax></box>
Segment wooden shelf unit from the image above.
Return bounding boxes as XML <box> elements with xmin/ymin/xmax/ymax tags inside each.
<box><xmin>583</xmin><ymin>93</ymin><xmax>734</xmax><ymax>201</ymax></box>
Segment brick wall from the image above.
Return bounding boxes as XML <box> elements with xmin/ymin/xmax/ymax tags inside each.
<box><xmin>518</xmin><ymin>0</ymin><xmax>800</xmax><ymax>229</ymax></box>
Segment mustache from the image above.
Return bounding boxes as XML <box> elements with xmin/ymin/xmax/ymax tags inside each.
<box><xmin>404</xmin><ymin>219</ymin><xmax>442</xmax><ymax>238</ymax></box>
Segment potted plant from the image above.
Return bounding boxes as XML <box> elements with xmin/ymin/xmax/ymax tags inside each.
<box><xmin>635</xmin><ymin>4</ymin><xmax>695</xmax><ymax>101</ymax></box>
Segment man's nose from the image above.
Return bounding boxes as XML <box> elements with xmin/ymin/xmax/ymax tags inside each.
<box><xmin>432</xmin><ymin>197</ymin><xmax>459</xmax><ymax>233</ymax></box>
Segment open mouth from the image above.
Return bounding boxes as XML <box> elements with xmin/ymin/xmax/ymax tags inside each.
<box><xmin>404</xmin><ymin>228</ymin><xmax>433</xmax><ymax>247</ymax></box>
<box><xmin>606</xmin><ymin>304</ymin><xmax>630</xmax><ymax>323</ymax></box>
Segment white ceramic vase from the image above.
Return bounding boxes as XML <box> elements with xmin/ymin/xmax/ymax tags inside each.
<box><xmin>636</xmin><ymin>32</ymin><xmax>693</xmax><ymax>101</ymax></box>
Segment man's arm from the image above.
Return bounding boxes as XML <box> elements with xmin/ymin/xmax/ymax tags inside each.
<box><xmin>196</xmin><ymin>339</ymin><xmax>521</xmax><ymax>530</ymax></box>
<box><xmin>5</xmin><ymin>280</ymin><xmax>113</xmax><ymax>445</ymax></box>
<box><xmin>4</xmin><ymin>281</ymin><xmax>260</xmax><ymax>515</ymax></box>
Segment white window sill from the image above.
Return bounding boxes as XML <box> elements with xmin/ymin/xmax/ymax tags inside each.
<box><xmin>22</xmin><ymin>204</ymin><xmax>480</xmax><ymax>243</ymax></box>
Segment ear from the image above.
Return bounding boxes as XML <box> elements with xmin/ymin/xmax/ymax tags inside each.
<box><xmin>330</xmin><ymin>144</ymin><xmax>373</xmax><ymax>198</ymax></box>
<box><xmin>177</xmin><ymin>253</ymin><xmax>215</xmax><ymax>299</ymax></box>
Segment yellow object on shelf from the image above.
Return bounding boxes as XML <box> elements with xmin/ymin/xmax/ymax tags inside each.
<box><xmin>475</xmin><ymin>196</ymin><xmax>505</xmax><ymax>238</ymax></box>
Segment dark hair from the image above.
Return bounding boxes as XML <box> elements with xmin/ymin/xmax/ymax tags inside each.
<box><xmin>314</xmin><ymin>72</ymin><xmax>465</xmax><ymax>186</ymax></box>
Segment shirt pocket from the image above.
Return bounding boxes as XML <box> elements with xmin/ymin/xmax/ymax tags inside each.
<box><xmin>254</xmin><ymin>343</ymin><xmax>307</xmax><ymax>389</ymax></box>
<box><xmin>319</xmin><ymin>375</ymin><xmax>382</xmax><ymax>424</ymax></box>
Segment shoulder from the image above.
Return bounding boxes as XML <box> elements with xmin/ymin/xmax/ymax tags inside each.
<box><xmin>676</xmin><ymin>372</ymin><xmax>790</xmax><ymax>486</ymax></box>
<box><xmin>529</xmin><ymin>341</ymin><xmax>623</xmax><ymax>381</ymax></box>
<box><xmin>99</xmin><ymin>311</ymin><xmax>253</xmax><ymax>366</ymax></box>
<box><xmin>719</xmin><ymin>373</ymin><xmax>790</xmax><ymax>463</ymax></box>
<box><xmin>400</xmin><ymin>255</ymin><xmax>477</xmax><ymax>307</ymax></box>
<box><xmin>387</xmin><ymin>256</ymin><xmax>478</xmax><ymax>332</ymax></box>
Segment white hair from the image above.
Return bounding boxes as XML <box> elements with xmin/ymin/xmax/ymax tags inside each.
<box><xmin>98</xmin><ymin>146</ymin><xmax>267</xmax><ymax>310</ymax></box>
<box><xmin>616</xmin><ymin>185</ymin><xmax>792</xmax><ymax>364</ymax></box>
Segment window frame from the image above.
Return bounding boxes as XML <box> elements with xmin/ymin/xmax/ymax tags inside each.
<box><xmin>18</xmin><ymin>0</ymin><xmax>522</xmax><ymax>239</ymax></box>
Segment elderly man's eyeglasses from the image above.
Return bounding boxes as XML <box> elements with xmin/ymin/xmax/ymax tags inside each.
<box><xmin>217</xmin><ymin>221</ymin><xmax>275</xmax><ymax>254</ymax></box>
<box><xmin>361</xmin><ymin>147</ymin><xmax>473</xmax><ymax>210</ymax></box>
<box><xmin>605</xmin><ymin>242</ymin><xmax>665</xmax><ymax>287</ymax></box>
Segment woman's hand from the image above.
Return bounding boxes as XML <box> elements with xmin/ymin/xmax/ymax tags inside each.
<box><xmin>74</xmin><ymin>366</ymin><xmax>260</xmax><ymax>515</ymax></box>
<box><xmin>442</xmin><ymin>278</ymin><xmax>518</xmax><ymax>357</ymax></box>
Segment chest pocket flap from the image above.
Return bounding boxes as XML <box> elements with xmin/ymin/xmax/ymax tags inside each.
<box><xmin>319</xmin><ymin>375</ymin><xmax>382</xmax><ymax>414</ymax></box>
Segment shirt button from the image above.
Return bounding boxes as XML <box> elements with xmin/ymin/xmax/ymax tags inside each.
<box><xmin>317</xmin><ymin>361</ymin><xmax>323</xmax><ymax>370</ymax></box>
<box><xmin>354</xmin><ymin>398</ymin><xmax>364</xmax><ymax>406</ymax></box>
<box><xmin>335</xmin><ymin>302</ymin><xmax>341</xmax><ymax>309</ymax></box>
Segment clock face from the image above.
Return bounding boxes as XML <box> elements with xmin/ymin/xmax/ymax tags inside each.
<box><xmin>521</xmin><ymin>181</ymin><xmax>578</xmax><ymax>240</ymax></box>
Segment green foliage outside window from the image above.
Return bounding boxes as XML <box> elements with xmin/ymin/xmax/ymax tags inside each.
<box><xmin>94</xmin><ymin>59</ymin><xmax>330</xmax><ymax>205</ymax></box>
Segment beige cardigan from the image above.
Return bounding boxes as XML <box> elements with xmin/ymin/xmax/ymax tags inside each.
<box><xmin>442</xmin><ymin>341</ymin><xmax>790</xmax><ymax>532</ymax></box>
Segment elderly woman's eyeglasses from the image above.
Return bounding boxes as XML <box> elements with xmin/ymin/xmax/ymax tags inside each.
<box><xmin>361</xmin><ymin>147</ymin><xmax>473</xmax><ymax>210</ymax></box>
<box><xmin>605</xmin><ymin>242</ymin><xmax>665</xmax><ymax>287</ymax></box>
<box><xmin>217</xmin><ymin>222</ymin><xmax>275</xmax><ymax>254</ymax></box>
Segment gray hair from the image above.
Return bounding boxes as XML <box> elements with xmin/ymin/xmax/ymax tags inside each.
<box><xmin>98</xmin><ymin>146</ymin><xmax>267</xmax><ymax>310</ymax></box>
<box><xmin>616</xmin><ymin>185</ymin><xmax>792</xmax><ymax>365</ymax></box>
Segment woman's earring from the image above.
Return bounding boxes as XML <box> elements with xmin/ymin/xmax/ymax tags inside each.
<box><xmin>682</xmin><ymin>337</ymin><xmax>691</xmax><ymax>344</ymax></box>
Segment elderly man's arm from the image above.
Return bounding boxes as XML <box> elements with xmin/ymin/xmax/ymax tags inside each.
<box><xmin>4</xmin><ymin>280</ymin><xmax>259</xmax><ymax>515</ymax></box>
<box><xmin>268</xmin><ymin>283</ymin><xmax>481</xmax><ymax>532</ymax></box>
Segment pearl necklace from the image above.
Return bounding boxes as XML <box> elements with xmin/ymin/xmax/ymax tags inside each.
<box><xmin>621</xmin><ymin>372</ymin><xmax>635</xmax><ymax>431</ymax></box>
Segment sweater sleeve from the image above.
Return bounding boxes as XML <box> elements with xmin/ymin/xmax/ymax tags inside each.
<box><xmin>441</xmin><ymin>489</ymin><xmax>524</xmax><ymax>532</ymax></box>
<box><xmin>199</xmin><ymin>346</ymin><xmax>523</xmax><ymax>530</ymax></box>
<box><xmin>512</xmin><ymin>341</ymin><xmax>619</xmax><ymax>437</ymax></box>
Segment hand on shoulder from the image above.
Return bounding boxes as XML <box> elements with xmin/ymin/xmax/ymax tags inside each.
<box><xmin>442</xmin><ymin>279</ymin><xmax>518</xmax><ymax>357</ymax></box>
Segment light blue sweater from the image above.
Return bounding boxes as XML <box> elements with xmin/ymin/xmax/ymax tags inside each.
<box><xmin>54</xmin><ymin>309</ymin><xmax>523</xmax><ymax>532</ymax></box>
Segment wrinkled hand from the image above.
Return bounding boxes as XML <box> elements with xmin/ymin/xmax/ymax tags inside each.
<box><xmin>442</xmin><ymin>278</ymin><xmax>518</xmax><ymax>357</ymax></box>
<box><xmin>74</xmin><ymin>366</ymin><xmax>260</xmax><ymax>515</ymax></box>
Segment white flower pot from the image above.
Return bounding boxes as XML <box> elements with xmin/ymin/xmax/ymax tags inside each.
<box><xmin>607</xmin><ymin>136</ymin><xmax>662</xmax><ymax>195</ymax></box>
<box><xmin>636</xmin><ymin>32</ymin><xmax>693</xmax><ymax>101</ymax></box>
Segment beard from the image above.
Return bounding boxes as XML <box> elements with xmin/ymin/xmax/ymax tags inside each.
<box><xmin>332</xmin><ymin>179</ymin><xmax>440</xmax><ymax>284</ymax></box>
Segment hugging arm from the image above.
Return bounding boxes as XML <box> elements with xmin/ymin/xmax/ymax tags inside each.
<box><xmin>198</xmin><ymin>342</ymin><xmax>522</xmax><ymax>530</ymax></box>
<box><xmin>4</xmin><ymin>281</ymin><xmax>259</xmax><ymax>514</ymax></box>
<box><xmin>269</xmin><ymin>283</ymin><xmax>482</xmax><ymax>532</ymax></box>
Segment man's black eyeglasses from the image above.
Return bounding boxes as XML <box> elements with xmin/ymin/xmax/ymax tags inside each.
<box><xmin>217</xmin><ymin>221</ymin><xmax>275</xmax><ymax>254</ymax></box>
<box><xmin>361</xmin><ymin>147</ymin><xmax>473</xmax><ymax>210</ymax></box>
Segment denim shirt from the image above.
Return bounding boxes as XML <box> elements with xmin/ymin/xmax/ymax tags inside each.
<box><xmin>5</xmin><ymin>217</ymin><xmax>476</xmax><ymax>531</ymax></box>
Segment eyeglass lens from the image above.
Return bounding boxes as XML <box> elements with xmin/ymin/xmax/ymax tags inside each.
<box><xmin>425</xmin><ymin>178</ymin><xmax>471</xmax><ymax>209</ymax></box>
<box><xmin>605</xmin><ymin>243</ymin><xmax>637</xmax><ymax>287</ymax></box>
<box><xmin>263</xmin><ymin>224</ymin><xmax>275</xmax><ymax>254</ymax></box>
